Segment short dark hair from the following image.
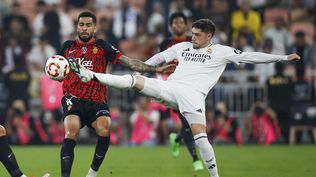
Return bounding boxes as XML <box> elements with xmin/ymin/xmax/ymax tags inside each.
<box><xmin>192</xmin><ymin>19</ymin><xmax>216</xmax><ymax>36</ymax></box>
<box><xmin>169</xmin><ymin>12</ymin><xmax>187</xmax><ymax>26</ymax></box>
<box><xmin>78</xmin><ymin>11</ymin><xmax>97</xmax><ymax>24</ymax></box>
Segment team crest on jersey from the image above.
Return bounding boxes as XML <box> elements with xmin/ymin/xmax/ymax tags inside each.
<box><xmin>93</xmin><ymin>46</ymin><xmax>98</xmax><ymax>54</ymax></box>
<box><xmin>207</xmin><ymin>48</ymin><xmax>212</xmax><ymax>54</ymax></box>
<box><xmin>82</xmin><ymin>47</ymin><xmax>87</xmax><ymax>54</ymax></box>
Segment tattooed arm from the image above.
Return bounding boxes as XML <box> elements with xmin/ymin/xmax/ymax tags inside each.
<box><xmin>117</xmin><ymin>54</ymin><xmax>174</xmax><ymax>73</ymax></box>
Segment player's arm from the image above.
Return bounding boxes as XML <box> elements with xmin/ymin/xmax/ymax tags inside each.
<box><xmin>117</xmin><ymin>55</ymin><xmax>173</xmax><ymax>73</ymax></box>
<box><xmin>223</xmin><ymin>46</ymin><xmax>300</xmax><ymax>64</ymax></box>
<box><xmin>101</xmin><ymin>39</ymin><xmax>174</xmax><ymax>73</ymax></box>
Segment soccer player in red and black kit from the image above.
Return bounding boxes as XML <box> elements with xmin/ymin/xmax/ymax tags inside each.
<box><xmin>58</xmin><ymin>11</ymin><xmax>173</xmax><ymax>177</ymax></box>
<box><xmin>159</xmin><ymin>12</ymin><xmax>203</xmax><ymax>171</ymax></box>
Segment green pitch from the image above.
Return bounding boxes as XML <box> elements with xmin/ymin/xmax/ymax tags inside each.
<box><xmin>1</xmin><ymin>145</ymin><xmax>315</xmax><ymax>177</ymax></box>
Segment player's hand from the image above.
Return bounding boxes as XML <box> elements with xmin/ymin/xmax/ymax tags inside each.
<box><xmin>156</xmin><ymin>64</ymin><xmax>176</xmax><ymax>74</ymax></box>
<box><xmin>287</xmin><ymin>53</ymin><xmax>301</xmax><ymax>61</ymax></box>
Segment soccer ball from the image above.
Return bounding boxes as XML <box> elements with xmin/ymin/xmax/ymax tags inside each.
<box><xmin>45</xmin><ymin>55</ymin><xmax>70</xmax><ymax>80</ymax></box>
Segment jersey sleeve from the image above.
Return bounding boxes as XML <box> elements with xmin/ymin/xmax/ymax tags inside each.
<box><xmin>58</xmin><ymin>40</ymin><xmax>74</xmax><ymax>56</ymax></box>
<box><xmin>221</xmin><ymin>45</ymin><xmax>288</xmax><ymax>64</ymax></box>
<box><xmin>97</xmin><ymin>39</ymin><xmax>122</xmax><ymax>64</ymax></box>
<box><xmin>145</xmin><ymin>44</ymin><xmax>178</xmax><ymax>66</ymax></box>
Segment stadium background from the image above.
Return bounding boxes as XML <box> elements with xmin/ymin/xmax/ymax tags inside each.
<box><xmin>0</xmin><ymin>0</ymin><xmax>315</xmax><ymax>146</ymax></box>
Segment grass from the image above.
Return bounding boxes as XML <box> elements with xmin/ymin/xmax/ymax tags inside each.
<box><xmin>1</xmin><ymin>145</ymin><xmax>315</xmax><ymax>177</ymax></box>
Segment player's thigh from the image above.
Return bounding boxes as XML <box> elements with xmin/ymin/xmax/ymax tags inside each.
<box><xmin>64</xmin><ymin>115</ymin><xmax>81</xmax><ymax>139</ymax></box>
<box><xmin>91</xmin><ymin>116</ymin><xmax>111</xmax><ymax>136</ymax></box>
<box><xmin>138</xmin><ymin>77</ymin><xmax>177</xmax><ymax>106</ymax></box>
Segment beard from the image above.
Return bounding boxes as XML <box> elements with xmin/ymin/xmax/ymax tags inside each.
<box><xmin>78</xmin><ymin>32</ymin><xmax>93</xmax><ymax>42</ymax></box>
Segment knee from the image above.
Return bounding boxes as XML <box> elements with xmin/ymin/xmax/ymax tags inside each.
<box><xmin>65</xmin><ymin>129</ymin><xmax>80</xmax><ymax>140</ymax></box>
<box><xmin>0</xmin><ymin>125</ymin><xmax>6</xmax><ymax>136</ymax></box>
<box><xmin>95</xmin><ymin>126</ymin><xmax>110</xmax><ymax>136</ymax></box>
<box><xmin>94</xmin><ymin>118</ymin><xmax>111</xmax><ymax>136</ymax></box>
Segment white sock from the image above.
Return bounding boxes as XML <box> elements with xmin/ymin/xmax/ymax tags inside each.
<box><xmin>194</xmin><ymin>133</ymin><xmax>219</xmax><ymax>177</ymax></box>
<box><xmin>20</xmin><ymin>175</ymin><xmax>27</xmax><ymax>177</ymax></box>
<box><xmin>86</xmin><ymin>167</ymin><xmax>98</xmax><ymax>177</ymax></box>
<box><xmin>94</xmin><ymin>73</ymin><xmax>135</xmax><ymax>89</ymax></box>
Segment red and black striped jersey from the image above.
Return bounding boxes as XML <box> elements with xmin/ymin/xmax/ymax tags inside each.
<box><xmin>59</xmin><ymin>39</ymin><xmax>122</xmax><ymax>103</ymax></box>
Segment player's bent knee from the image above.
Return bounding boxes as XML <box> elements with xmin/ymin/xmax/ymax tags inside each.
<box><xmin>64</xmin><ymin>130</ymin><xmax>80</xmax><ymax>140</ymax></box>
<box><xmin>0</xmin><ymin>125</ymin><xmax>6</xmax><ymax>136</ymax></box>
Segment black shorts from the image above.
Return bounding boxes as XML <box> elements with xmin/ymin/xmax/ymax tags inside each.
<box><xmin>61</xmin><ymin>96</ymin><xmax>111</xmax><ymax>128</ymax></box>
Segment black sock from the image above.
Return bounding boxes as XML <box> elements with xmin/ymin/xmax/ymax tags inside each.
<box><xmin>175</xmin><ymin>132</ymin><xmax>183</xmax><ymax>143</ymax></box>
<box><xmin>180</xmin><ymin>114</ymin><xmax>199</xmax><ymax>162</ymax></box>
<box><xmin>0</xmin><ymin>136</ymin><xmax>23</xmax><ymax>177</ymax></box>
<box><xmin>91</xmin><ymin>136</ymin><xmax>110</xmax><ymax>171</ymax></box>
<box><xmin>60</xmin><ymin>138</ymin><xmax>76</xmax><ymax>177</ymax></box>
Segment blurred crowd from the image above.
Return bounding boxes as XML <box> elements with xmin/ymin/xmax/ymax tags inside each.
<box><xmin>0</xmin><ymin>0</ymin><xmax>315</xmax><ymax>145</ymax></box>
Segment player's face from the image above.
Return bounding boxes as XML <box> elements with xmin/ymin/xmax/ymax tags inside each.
<box><xmin>171</xmin><ymin>17</ymin><xmax>187</xmax><ymax>37</ymax></box>
<box><xmin>191</xmin><ymin>28</ymin><xmax>212</xmax><ymax>49</ymax></box>
<box><xmin>77</xmin><ymin>17</ymin><xmax>96</xmax><ymax>43</ymax></box>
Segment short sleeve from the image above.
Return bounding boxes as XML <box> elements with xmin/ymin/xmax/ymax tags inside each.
<box><xmin>97</xmin><ymin>39</ymin><xmax>122</xmax><ymax>64</ymax></box>
<box><xmin>58</xmin><ymin>40</ymin><xmax>75</xmax><ymax>56</ymax></box>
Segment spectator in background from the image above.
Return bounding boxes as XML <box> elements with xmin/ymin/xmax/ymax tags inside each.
<box><xmin>6</xmin><ymin>99</ymin><xmax>48</xmax><ymax>145</ymax></box>
<box><xmin>129</xmin><ymin>96</ymin><xmax>160</xmax><ymax>146</ymax></box>
<box><xmin>169</xmin><ymin>0</ymin><xmax>192</xmax><ymax>20</ymax></box>
<box><xmin>266</xmin><ymin>62</ymin><xmax>293</xmax><ymax>143</ymax></box>
<box><xmin>96</xmin><ymin>17</ymin><xmax>119</xmax><ymax>48</ymax></box>
<box><xmin>147</xmin><ymin>1</ymin><xmax>165</xmax><ymax>36</ymax></box>
<box><xmin>1</xmin><ymin>37</ymin><xmax>28</xmax><ymax>74</ymax></box>
<box><xmin>208</xmin><ymin>102</ymin><xmax>242</xmax><ymax>144</ymax></box>
<box><xmin>33</xmin><ymin>2</ymin><xmax>74</xmax><ymax>50</ymax></box>
<box><xmin>288</xmin><ymin>31</ymin><xmax>314</xmax><ymax>81</ymax></box>
<box><xmin>1</xmin><ymin>2</ymin><xmax>29</xmax><ymax>31</ymax></box>
<box><xmin>264</xmin><ymin>17</ymin><xmax>292</xmax><ymax>55</ymax></box>
<box><xmin>3</xmin><ymin>37</ymin><xmax>30</xmax><ymax>110</ymax></box>
<box><xmin>208</xmin><ymin>0</ymin><xmax>230</xmax><ymax>44</ymax></box>
<box><xmin>112</xmin><ymin>0</ymin><xmax>141</xmax><ymax>40</ymax></box>
<box><xmin>2</xmin><ymin>16</ymin><xmax>32</xmax><ymax>52</ymax></box>
<box><xmin>27</xmin><ymin>36</ymin><xmax>56</xmax><ymax>99</ymax></box>
<box><xmin>231</xmin><ymin>0</ymin><xmax>262</xmax><ymax>47</ymax></box>
<box><xmin>190</xmin><ymin>0</ymin><xmax>205</xmax><ymax>21</ymax></box>
<box><xmin>248</xmin><ymin>101</ymin><xmax>281</xmax><ymax>145</ymax></box>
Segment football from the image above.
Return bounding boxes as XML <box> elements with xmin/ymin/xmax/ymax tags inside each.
<box><xmin>45</xmin><ymin>55</ymin><xmax>70</xmax><ymax>81</ymax></box>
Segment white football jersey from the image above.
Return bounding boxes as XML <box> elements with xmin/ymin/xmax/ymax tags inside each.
<box><xmin>146</xmin><ymin>42</ymin><xmax>288</xmax><ymax>95</ymax></box>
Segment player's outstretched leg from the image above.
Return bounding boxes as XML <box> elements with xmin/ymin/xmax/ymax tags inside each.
<box><xmin>178</xmin><ymin>115</ymin><xmax>204</xmax><ymax>171</ymax></box>
<box><xmin>0</xmin><ymin>126</ymin><xmax>25</xmax><ymax>177</ymax></box>
<box><xmin>68</xmin><ymin>57</ymin><xmax>94</xmax><ymax>82</ymax></box>
<box><xmin>68</xmin><ymin>57</ymin><xmax>136</xmax><ymax>89</ymax></box>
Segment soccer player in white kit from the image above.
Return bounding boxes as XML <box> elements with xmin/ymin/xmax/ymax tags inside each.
<box><xmin>69</xmin><ymin>19</ymin><xmax>300</xmax><ymax>177</ymax></box>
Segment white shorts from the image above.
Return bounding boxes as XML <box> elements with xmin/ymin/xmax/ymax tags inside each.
<box><xmin>140</xmin><ymin>77</ymin><xmax>206</xmax><ymax>125</ymax></box>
